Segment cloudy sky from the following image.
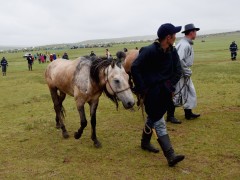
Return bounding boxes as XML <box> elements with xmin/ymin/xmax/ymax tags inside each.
<box><xmin>0</xmin><ymin>0</ymin><xmax>239</xmax><ymax>46</ymax></box>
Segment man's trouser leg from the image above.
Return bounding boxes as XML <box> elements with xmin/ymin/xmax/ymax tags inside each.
<box><xmin>153</xmin><ymin>117</ymin><xmax>185</xmax><ymax>167</ymax></box>
<box><xmin>141</xmin><ymin>118</ymin><xmax>159</xmax><ymax>153</ymax></box>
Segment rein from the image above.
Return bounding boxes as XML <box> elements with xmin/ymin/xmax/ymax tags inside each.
<box><xmin>173</xmin><ymin>76</ymin><xmax>190</xmax><ymax>106</ymax></box>
<box><xmin>174</xmin><ymin>76</ymin><xmax>189</xmax><ymax>96</ymax></box>
<box><xmin>105</xmin><ymin>66</ymin><xmax>130</xmax><ymax>95</ymax></box>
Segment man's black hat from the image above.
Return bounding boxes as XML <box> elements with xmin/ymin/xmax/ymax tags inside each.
<box><xmin>182</xmin><ymin>23</ymin><xmax>200</xmax><ymax>33</ymax></box>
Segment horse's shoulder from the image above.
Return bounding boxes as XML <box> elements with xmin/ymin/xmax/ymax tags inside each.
<box><xmin>73</xmin><ymin>57</ymin><xmax>92</xmax><ymax>94</ymax></box>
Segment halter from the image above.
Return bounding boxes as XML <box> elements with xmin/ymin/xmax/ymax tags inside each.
<box><xmin>105</xmin><ymin>66</ymin><xmax>130</xmax><ymax>95</ymax></box>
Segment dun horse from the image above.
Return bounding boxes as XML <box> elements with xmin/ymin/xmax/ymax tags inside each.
<box><xmin>45</xmin><ymin>56</ymin><xmax>135</xmax><ymax>147</ymax></box>
<box><xmin>116</xmin><ymin>49</ymin><xmax>139</xmax><ymax>90</ymax></box>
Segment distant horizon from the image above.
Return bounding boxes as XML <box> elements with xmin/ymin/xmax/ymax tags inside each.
<box><xmin>0</xmin><ymin>29</ymin><xmax>239</xmax><ymax>49</ymax></box>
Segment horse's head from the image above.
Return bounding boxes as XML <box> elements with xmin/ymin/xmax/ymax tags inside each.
<box><xmin>105</xmin><ymin>61</ymin><xmax>135</xmax><ymax>109</ymax></box>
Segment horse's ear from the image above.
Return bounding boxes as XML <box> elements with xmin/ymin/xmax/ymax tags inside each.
<box><xmin>111</xmin><ymin>60</ymin><xmax>115</xmax><ymax>68</ymax></box>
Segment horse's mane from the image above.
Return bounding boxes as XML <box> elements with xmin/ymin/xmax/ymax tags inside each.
<box><xmin>89</xmin><ymin>57</ymin><xmax>122</xmax><ymax>109</ymax></box>
<box><xmin>90</xmin><ymin>57</ymin><xmax>111</xmax><ymax>84</ymax></box>
<box><xmin>90</xmin><ymin>57</ymin><xmax>122</xmax><ymax>83</ymax></box>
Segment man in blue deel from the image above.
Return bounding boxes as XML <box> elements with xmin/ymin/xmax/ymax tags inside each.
<box><xmin>131</xmin><ymin>23</ymin><xmax>185</xmax><ymax>167</ymax></box>
<box><xmin>0</xmin><ymin>57</ymin><xmax>8</xmax><ymax>76</ymax></box>
<box><xmin>229</xmin><ymin>41</ymin><xmax>238</xmax><ymax>60</ymax></box>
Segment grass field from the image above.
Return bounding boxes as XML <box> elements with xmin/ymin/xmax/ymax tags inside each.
<box><xmin>0</xmin><ymin>32</ymin><xmax>240</xmax><ymax>179</ymax></box>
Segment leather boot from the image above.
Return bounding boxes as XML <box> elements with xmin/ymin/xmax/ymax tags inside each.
<box><xmin>166</xmin><ymin>117</ymin><xmax>182</xmax><ymax>124</ymax></box>
<box><xmin>141</xmin><ymin>126</ymin><xmax>159</xmax><ymax>153</ymax></box>
<box><xmin>184</xmin><ymin>109</ymin><xmax>200</xmax><ymax>120</ymax></box>
<box><xmin>157</xmin><ymin>134</ymin><xmax>185</xmax><ymax>167</ymax></box>
<box><xmin>166</xmin><ymin>101</ymin><xmax>181</xmax><ymax>124</ymax></box>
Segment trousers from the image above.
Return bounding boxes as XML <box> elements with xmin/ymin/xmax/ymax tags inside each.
<box><xmin>145</xmin><ymin>116</ymin><xmax>168</xmax><ymax>138</ymax></box>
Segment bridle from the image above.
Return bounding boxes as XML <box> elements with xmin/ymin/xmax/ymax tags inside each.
<box><xmin>105</xmin><ymin>66</ymin><xmax>130</xmax><ymax>95</ymax></box>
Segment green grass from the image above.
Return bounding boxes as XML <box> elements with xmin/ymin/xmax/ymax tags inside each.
<box><xmin>0</xmin><ymin>32</ymin><xmax>240</xmax><ymax>179</ymax></box>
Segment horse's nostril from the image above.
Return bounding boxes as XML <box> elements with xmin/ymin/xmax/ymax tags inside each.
<box><xmin>127</xmin><ymin>101</ymin><xmax>134</xmax><ymax>107</ymax></box>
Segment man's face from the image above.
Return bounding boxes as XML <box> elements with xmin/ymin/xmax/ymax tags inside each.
<box><xmin>190</xmin><ymin>30</ymin><xmax>197</xmax><ymax>40</ymax></box>
<box><xmin>167</xmin><ymin>34</ymin><xmax>176</xmax><ymax>46</ymax></box>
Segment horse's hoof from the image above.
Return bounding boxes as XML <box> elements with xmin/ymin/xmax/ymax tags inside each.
<box><xmin>62</xmin><ymin>132</ymin><xmax>69</xmax><ymax>139</ymax></box>
<box><xmin>94</xmin><ymin>140</ymin><xmax>102</xmax><ymax>148</ymax></box>
<box><xmin>74</xmin><ymin>132</ymin><xmax>81</xmax><ymax>139</ymax></box>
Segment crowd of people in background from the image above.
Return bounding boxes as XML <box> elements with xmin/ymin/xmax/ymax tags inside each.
<box><xmin>23</xmin><ymin>52</ymin><xmax>69</xmax><ymax>71</ymax></box>
<box><xmin>1</xmin><ymin>40</ymin><xmax>237</xmax><ymax>77</ymax></box>
<box><xmin>35</xmin><ymin>53</ymin><xmax>58</xmax><ymax>63</ymax></box>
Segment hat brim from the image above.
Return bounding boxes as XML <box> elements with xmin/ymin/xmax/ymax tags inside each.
<box><xmin>182</xmin><ymin>28</ymin><xmax>200</xmax><ymax>33</ymax></box>
<box><xmin>174</xmin><ymin>26</ymin><xmax>182</xmax><ymax>34</ymax></box>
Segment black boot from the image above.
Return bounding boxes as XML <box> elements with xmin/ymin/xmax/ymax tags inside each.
<box><xmin>141</xmin><ymin>126</ymin><xmax>159</xmax><ymax>153</ymax></box>
<box><xmin>166</xmin><ymin>117</ymin><xmax>182</xmax><ymax>124</ymax></box>
<box><xmin>157</xmin><ymin>134</ymin><xmax>185</xmax><ymax>167</ymax></box>
<box><xmin>166</xmin><ymin>101</ymin><xmax>182</xmax><ymax>124</ymax></box>
<box><xmin>184</xmin><ymin>109</ymin><xmax>200</xmax><ymax>120</ymax></box>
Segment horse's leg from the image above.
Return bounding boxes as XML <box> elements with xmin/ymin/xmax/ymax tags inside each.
<box><xmin>74</xmin><ymin>99</ymin><xmax>87</xmax><ymax>140</ymax></box>
<box><xmin>89</xmin><ymin>100</ymin><xmax>101</xmax><ymax>148</ymax></box>
<box><xmin>50</xmin><ymin>88</ymin><xmax>69</xmax><ymax>138</ymax></box>
<box><xmin>55</xmin><ymin>91</ymin><xmax>66</xmax><ymax>129</ymax></box>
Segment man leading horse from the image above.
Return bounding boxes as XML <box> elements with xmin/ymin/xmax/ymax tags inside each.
<box><xmin>131</xmin><ymin>23</ymin><xmax>185</xmax><ymax>167</ymax></box>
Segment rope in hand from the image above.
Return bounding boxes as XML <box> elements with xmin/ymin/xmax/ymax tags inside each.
<box><xmin>137</xmin><ymin>94</ymin><xmax>158</xmax><ymax>138</ymax></box>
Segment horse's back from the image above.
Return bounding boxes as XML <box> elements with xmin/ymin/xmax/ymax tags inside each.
<box><xmin>124</xmin><ymin>50</ymin><xmax>139</xmax><ymax>73</ymax></box>
<box><xmin>45</xmin><ymin>58</ymin><xmax>86</xmax><ymax>96</ymax></box>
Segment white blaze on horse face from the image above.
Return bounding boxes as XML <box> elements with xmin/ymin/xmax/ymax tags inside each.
<box><xmin>106</xmin><ymin>65</ymin><xmax>134</xmax><ymax>109</ymax></box>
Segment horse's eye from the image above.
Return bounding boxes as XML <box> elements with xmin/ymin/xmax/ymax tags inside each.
<box><xmin>114</xmin><ymin>79</ymin><xmax>120</xmax><ymax>84</ymax></box>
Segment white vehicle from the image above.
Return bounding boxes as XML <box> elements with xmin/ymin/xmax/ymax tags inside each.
<box><xmin>23</xmin><ymin>53</ymin><xmax>32</xmax><ymax>58</ymax></box>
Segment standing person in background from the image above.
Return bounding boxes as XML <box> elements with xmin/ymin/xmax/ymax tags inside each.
<box><xmin>62</xmin><ymin>52</ymin><xmax>69</xmax><ymax>60</ymax></box>
<box><xmin>38</xmin><ymin>53</ymin><xmax>41</xmax><ymax>64</ymax></box>
<box><xmin>46</xmin><ymin>54</ymin><xmax>50</xmax><ymax>63</ymax></box>
<box><xmin>106</xmin><ymin>49</ymin><xmax>111</xmax><ymax>59</ymax></box>
<box><xmin>229</xmin><ymin>41</ymin><xmax>238</xmax><ymax>60</ymax></box>
<box><xmin>44</xmin><ymin>54</ymin><xmax>47</xmax><ymax>63</ymax></box>
<box><xmin>131</xmin><ymin>23</ymin><xmax>184</xmax><ymax>167</ymax></box>
<box><xmin>50</xmin><ymin>54</ymin><xmax>53</xmax><ymax>62</ymax></box>
<box><xmin>53</xmin><ymin>53</ymin><xmax>57</xmax><ymax>60</ymax></box>
<box><xmin>89</xmin><ymin>51</ymin><xmax>96</xmax><ymax>57</ymax></box>
<box><xmin>0</xmin><ymin>57</ymin><xmax>8</xmax><ymax>76</ymax></box>
<box><xmin>170</xmin><ymin>24</ymin><xmax>200</xmax><ymax>121</ymax></box>
<box><xmin>34</xmin><ymin>54</ymin><xmax>38</xmax><ymax>61</ymax></box>
<box><xmin>40</xmin><ymin>54</ymin><xmax>45</xmax><ymax>63</ymax></box>
<box><xmin>27</xmin><ymin>54</ymin><xmax>33</xmax><ymax>71</ymax></box>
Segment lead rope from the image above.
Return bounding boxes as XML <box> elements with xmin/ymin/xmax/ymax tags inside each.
<box><xmin>138</xmin><ymin>95</ymin><xmax>158</xmax><ymax>138</ymax></box>
<box><xmin>173</xmin><ymin>76</ymin><xmax>190</xmax><ymax>106</ymax></box>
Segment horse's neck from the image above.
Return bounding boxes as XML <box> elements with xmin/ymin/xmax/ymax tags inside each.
<box><xmin>98</xmin><ymin>68</ymin><xmax>108</xmax><ymax>87</ymax></box>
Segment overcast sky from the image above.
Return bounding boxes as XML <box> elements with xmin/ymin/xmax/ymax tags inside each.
<box><xmin>0</xmin><ymin>0</ymin><xmax>239</xmax><ymax>46</ymax></box>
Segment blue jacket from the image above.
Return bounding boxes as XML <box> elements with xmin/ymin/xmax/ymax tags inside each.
<box><xmin>131</xmin><ymin>41</ymin><xmax>182</xmax><ymax>120</ymax></box>
<box><xmin>131</xmin><ymin>41</ymin><xmax>182</xmax><ymax>94</ymax></box>
<box><xmin>229</xmin><ymin>42</ymin><xmax>238</xmax><ymax>52</ymax></box>
<box><xmin>27</xmin><ymin>56</ymin><xmax>33</xmax><ymax>64</ymax></box>
<box><xmin>1</xmin><ymin>59</ymin><xmax>8</xmax><ymax>66</ymax></box>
